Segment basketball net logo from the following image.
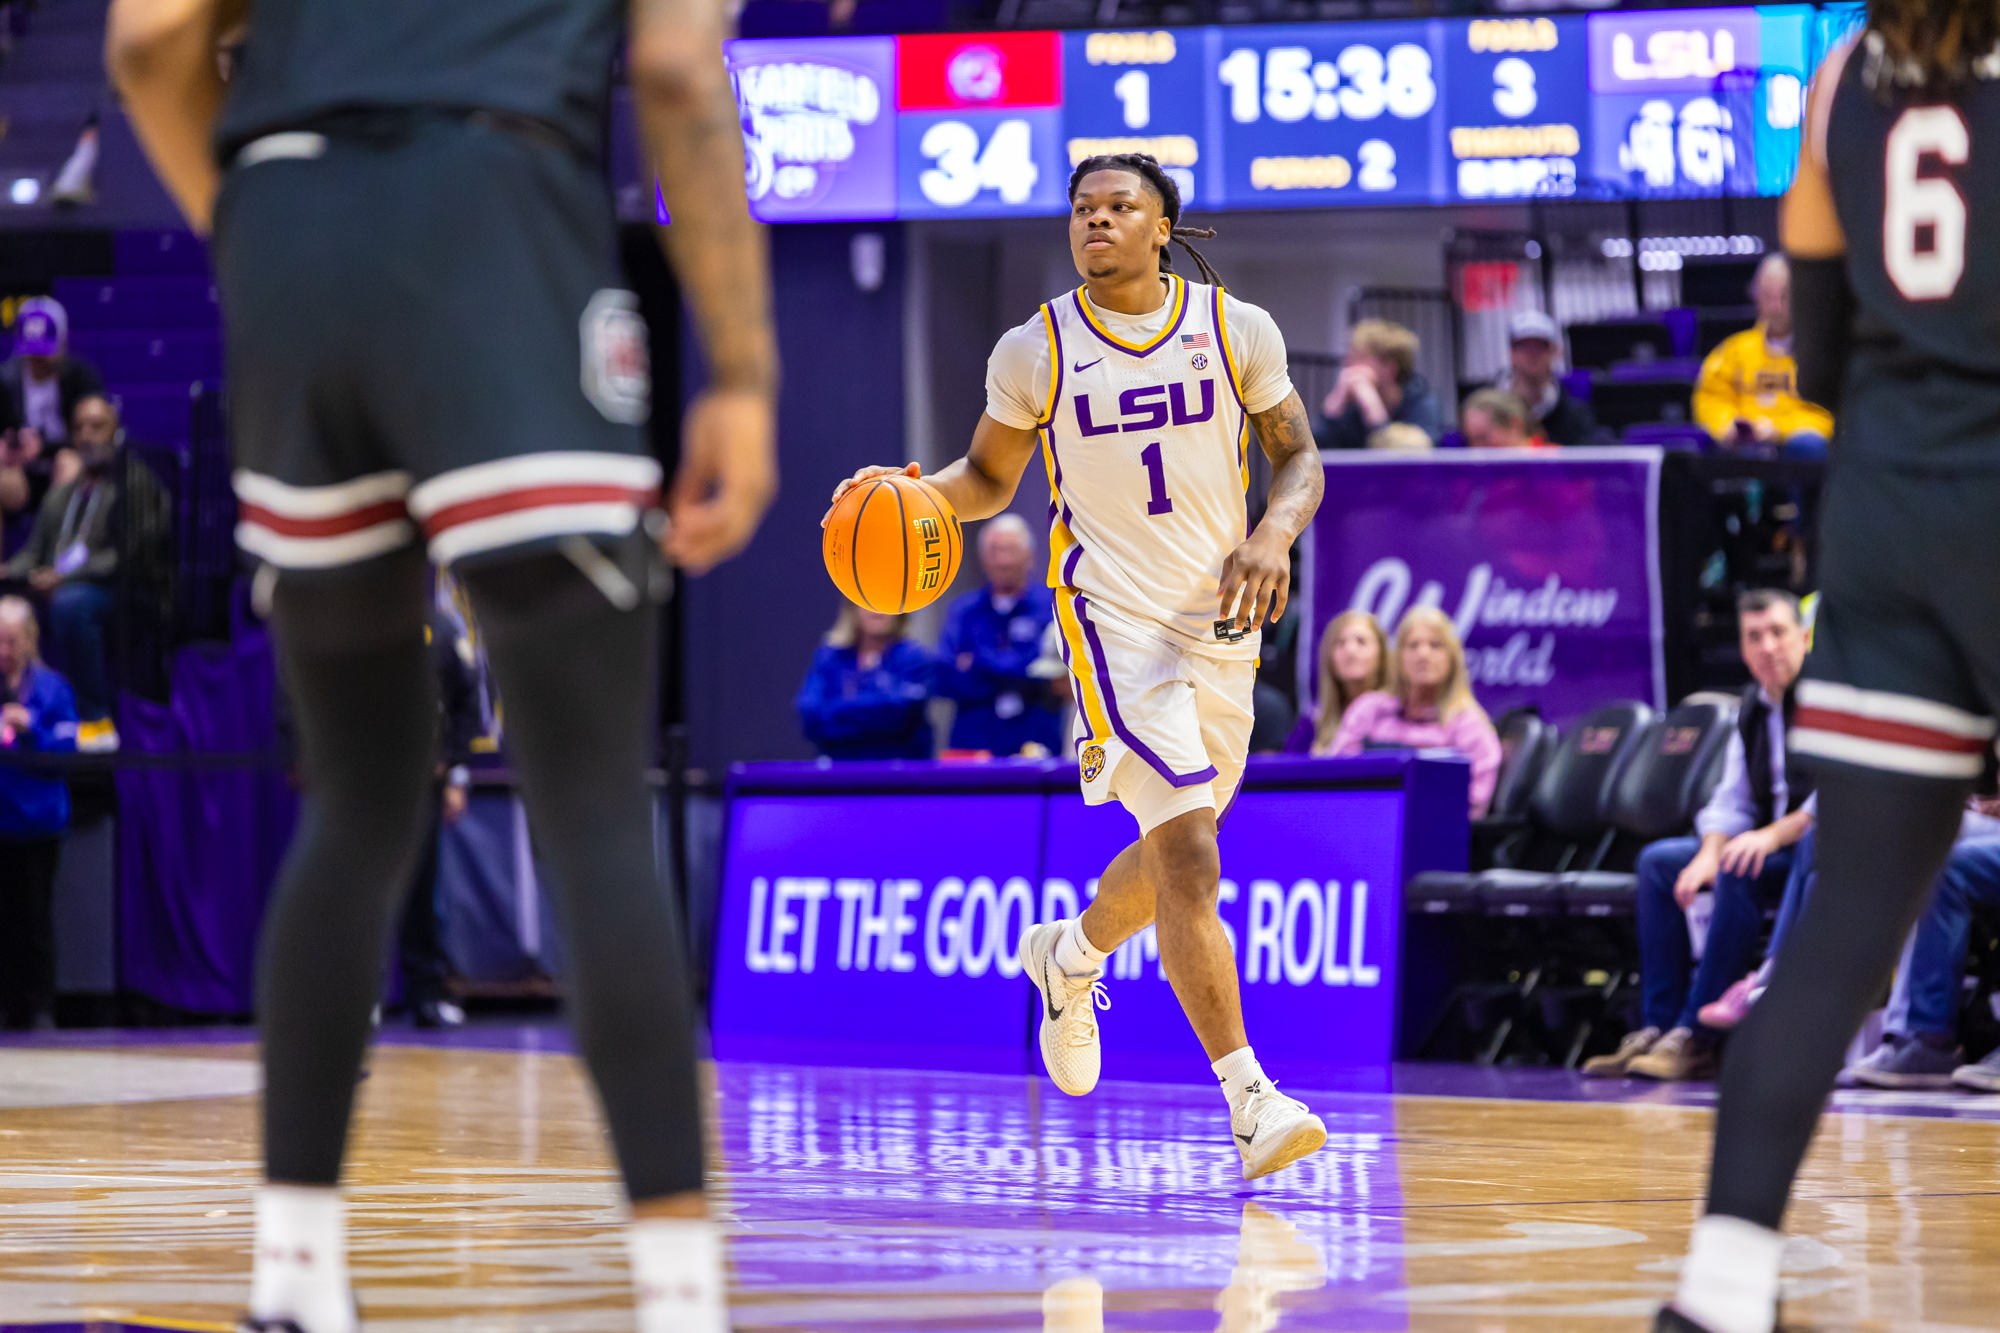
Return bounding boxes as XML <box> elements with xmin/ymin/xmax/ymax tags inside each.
<box><xmin>913</xmin><ymin>515</ymin><xmax>947</xmax><ymax>592</ymax></box>
<box><xmin>581</xmin><ymin>289</ymin><xmax>651</xmax><ymax>425</ymax></box>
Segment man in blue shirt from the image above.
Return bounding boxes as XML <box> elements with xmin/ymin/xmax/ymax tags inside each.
<box><xmin>936</xmin><ymin>514</ymin><xmax>1062</xmax><ymax>756</ymax></box>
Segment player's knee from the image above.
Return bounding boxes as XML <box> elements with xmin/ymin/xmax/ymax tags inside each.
<box><xmin>1146</xmin><ymin>811</ymin><xmax>1221</xmax><ymax>911</ymax></box>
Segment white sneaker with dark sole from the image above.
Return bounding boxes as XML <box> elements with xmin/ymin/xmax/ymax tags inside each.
<box><xmin>1019</xmin><ymin>920</ymin><xmax>1109</xmax><ymax>1096</ymax></box>
<box><xmin>1232</xmin><ymin>1080</ymin><xmax>1328</xmax><ymax>1181</ymax></box>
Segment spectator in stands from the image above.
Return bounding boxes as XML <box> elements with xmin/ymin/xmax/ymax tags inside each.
<box><xmin>1</xmin><ymin>298</ymin><xmax>101</xmax><ymax>558</ymax></box>
<box><xmin>1288</xmin><ymin>609</ymin><xmax>1391</xmax><ymax>755</ymax></box>
<box><xmin>1327</xmin><ymin>606</ymin><xmax>1502</xmax><ymax>817</ymax></box>
<box><xmin>1</xmin><ymin>297</ymin><xmax>102</xmax><ymax>455</ymax></box>
<box><xmin>1846</xmin><ymin>808</ymin><xmax>2000</xmax><ymax>1090</ymax></box>
<box><xmin>935</xmin><ymin>515</ymin><xmax>1061</xmax><ymax>757</ymax></box>
<box><xmin>1585</xmin><ymin>589</ymin><xmax>1814</xmax><ymax>1082</ymax></box>
<box><xmin>1460</xmin><ymin>389</ymin><xmax>1552</xmax><ymax>450</ymax></box>
<box><xmin>1487</xmin><ymin>310</ymin><xmax>1599</xmax><ymax>446</ymax></box>
<box><xmin>1</xmin><ymin>394</ymin><xmax>171</xmax><ymax>752</ymax></box>
<box><xmin>797</xmin><ymin>603</ymin><xmax>936</xmax><ymax>760</ymax></box>
<box><xmin>1317</xmin><ymin>319</ymin><xmax>1442</xmax><ymax>451</ymax></box>
<box><xmin>1693</xmin><ymin>255</ymin><xmax>1834</xmax><ymax>459</ymax></box>
<box><xmin>0</xmin><ymin>595</ymin><xmax>78</xmax><ymax>1030</ymax></box>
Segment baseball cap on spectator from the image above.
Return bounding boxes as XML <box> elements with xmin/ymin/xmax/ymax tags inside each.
<box><xmin>1507</xmin><ymin>310</ymin><xmax>1561</xmax><ymax>345</ymax></box>
<box><xmin>13</xmin><ymin>297</ymin><xmax>66</xmax><ymax>357</ymax></box>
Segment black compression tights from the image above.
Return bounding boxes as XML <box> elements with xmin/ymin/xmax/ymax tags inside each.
<box><xmin>259</xmin><ymin>544</ymin><xmax>704</xmax><ymax>1202</ymax></box>
<box><xmin>1706</xmin><ymin>766</ymin><xmax>1968</xmax><ymax>1229</ymax></box>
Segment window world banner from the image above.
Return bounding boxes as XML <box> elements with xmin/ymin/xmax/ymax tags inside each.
<box><xmin>1310</xmin><ymin>448</ymin><xmax>1666</xmax><ymax>724</ymax></box>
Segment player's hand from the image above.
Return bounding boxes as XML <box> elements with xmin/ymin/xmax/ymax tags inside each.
<box><xmin>821</xmin><ymin>462</ymin><xmax>919</xmax><ymax>526</ymax></box>
<box><xmin>442</xmin><ymin>782</ymin><xmax>469</xmax><ymax>825</ymax></box>
<box><xmin>1218</xmin><ymin>527</ymin><xmax>1292</xmax><ymax>634</ymax></box>
<box><xmin>1674</xmin><ymin>851</ymin><xmax>1718</xmax><ymax>908</ymax></box>
<box><xmin>665</xmin><ymin>388</ymin><xmax>777</xmax><ymax>575</ymax></box>
<box><xmin>1719</xmin><ymin>827</ymin><xmax>1779</xmax><ymax>879</ymax></box>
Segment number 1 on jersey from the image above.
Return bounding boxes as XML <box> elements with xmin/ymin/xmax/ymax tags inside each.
<box><xmin>1140</xmin><ymin>442</ymin><xmax>1174</xmax><ymax>516</ymax></box>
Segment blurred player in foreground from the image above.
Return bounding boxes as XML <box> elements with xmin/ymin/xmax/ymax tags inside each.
<box><xmin>108</xmin><ymin>0</ymin><xmax>775</xmax><ymax>1329</ymax></box>
<box><xmin>828</xmin><ymin>153</ymin><xmax>1328</xmax><ymax>1180</ymax></box>
<box><xmin>1660</xmin><ymin>2</ymin><xmax>2000</xmax><ymax>1330</ymax></box>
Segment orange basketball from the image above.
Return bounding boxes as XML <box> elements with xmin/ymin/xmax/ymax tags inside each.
<box><xmin>823</xmin><ymin>472</ymin><xmax>963</xmax><ymax>614</ymax></box>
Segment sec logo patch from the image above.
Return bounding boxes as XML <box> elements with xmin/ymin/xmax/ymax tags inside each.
<box><xmin>1190</xmin><ymin>352</ymin><xmax>1209</xmax><ymax>370</ymax></box>
<box><xmin>1081</xmin><ymin>744</ymin><xmax>1106</xmax><ymax>783</ymax></box>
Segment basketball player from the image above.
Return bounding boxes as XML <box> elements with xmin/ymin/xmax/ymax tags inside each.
<box><xmin>108</xmin><ymin>1</ymin><xmax>774</xmax><ymax>1330</ymax></box>
<box><xmin>1658</xmin><ymin>4</ymin><xmax>2000</xmax><ymax>1331</ymax></box>
<box><xmin>828</xmin><ymin>154</ymin><xmax>1328</xmax><ymax>1180</ymax></box>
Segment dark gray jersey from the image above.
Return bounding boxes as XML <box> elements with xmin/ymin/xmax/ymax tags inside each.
<box><xmin>215</xmin><ymin>0</ymin><xmax>623</xmax><ymax>160</ymax></box>
<box><xmin>1827</xmin><ymin>33</ymin><xmax>2000</xmax><ymax>466</ymax></box>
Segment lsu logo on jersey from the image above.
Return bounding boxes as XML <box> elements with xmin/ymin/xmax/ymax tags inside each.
<box><xmin>914</xmin><ymin>515</ymin><xmax>948</xmax><ymax>592</ymax></box>
<box><xmin>1080</xmin><ymin>743</ymin><xmax>1107</xmax><ymax>783</ymax></box>
<box><xmin>1071</xmin><ymin>380</ymin><xmax>1216</xmax><ymax>435</ymax></box>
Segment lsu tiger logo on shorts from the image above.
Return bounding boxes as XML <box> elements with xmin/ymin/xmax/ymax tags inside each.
<box><xmin>1080</xmin><ymin>743</ymin><xmax>1107</xmax><ymax>783</ymax></box>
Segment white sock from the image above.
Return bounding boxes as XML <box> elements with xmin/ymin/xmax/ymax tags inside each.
<box><xmin>1053</xmin><ymin>918</ymin><xmax>1108</xmax><ymax>978</ymax></box>
<box><xmin>1212</xmin><ymin>1046</ymin><xmax>1266</xmax><ymax>1106</ymax></box>
<box><xmin>628</xmin><ymin>1216</ymin><xmax>727</xmax><ymax>1333</ymax></box>
<box><xmin>249</xmin><ymin>1184</ymin><xmax>354</xmax><ymax>1333</ymax></box>
<box><xmin>1675</xmin><ymin>1214</ymin><xmax>1784</xmax><ymax>1333</ymax></box>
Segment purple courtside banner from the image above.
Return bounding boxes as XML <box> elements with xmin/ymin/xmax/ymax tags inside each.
<box><xmin>1309</xmin><ymin>449</ymin><xmax>1666</xmax><ymax>724</ymax></box>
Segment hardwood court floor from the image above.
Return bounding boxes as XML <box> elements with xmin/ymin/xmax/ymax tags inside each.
<box><xmin>1</xmin><ymin>1031</ymin><xmax>1997</xmax><ymax>1331</ymax></box>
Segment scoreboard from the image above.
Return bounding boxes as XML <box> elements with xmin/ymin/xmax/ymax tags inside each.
<box><xmin>725</xmin><ymin>3</ymin><xmax>1863</xmax><ymax>221</ymax></box>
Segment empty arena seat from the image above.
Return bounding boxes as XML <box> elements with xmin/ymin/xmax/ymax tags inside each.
<box><xmin>1559</xmin><ymin>695</ymin><xmax>1738</xmax><ymax>917</ymax></box>
<box><xmin>55</xmin><ymin>275</ymin><xmax>221</xmax><ymax>329</ymax></box>
<box><xmin>1488</xmin><ymin>708</ymin><xmax>1555</xmax><ymax>827</ymax></box>
<box><xmin>1590</xmin><ymin>378</ymin><xmax>1696</xmax><ymax>431</ymax></box>
<box><xmin>67</xmin><ymin>329</ymin><xmax>222</xmax><ymax>383</ymax></box>
<box><xmin>1567</xmin><ymin>320</ymin><xmax>1674</xmax><ymax>371</ymax></box>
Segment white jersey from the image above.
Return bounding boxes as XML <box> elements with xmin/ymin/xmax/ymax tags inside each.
<box><xmin>984</xmin><ymin>275</ymin><xmax>1294</xmax><ymax>660</ymax></box>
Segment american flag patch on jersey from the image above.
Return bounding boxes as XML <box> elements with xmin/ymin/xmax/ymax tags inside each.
<box><xmin>1180</xmin><ymin>332</ymin><xmax>1210</xmax><ymax>349</ymax></box>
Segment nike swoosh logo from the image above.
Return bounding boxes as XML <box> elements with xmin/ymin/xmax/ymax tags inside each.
<box><xmin>1042</xmin><ymin>957</ymin><xmax>1062</xmax><ymax>1023</ymax></box>
<box><xmin>1072</xmin><ymin>358</ymin><xmax>1103</xmax><ymax>373</ymax></box>
<box><xmin>1236</xmin><ymin>1131</ymin><xmax>1255</xmax><ymax>1145</ymax></box>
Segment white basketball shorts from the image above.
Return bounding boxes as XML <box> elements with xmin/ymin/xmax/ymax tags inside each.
<box><xmin>1052</xmin><ymin>590</ymin><xmax>1255</xmax><ymax>837</ymax></box>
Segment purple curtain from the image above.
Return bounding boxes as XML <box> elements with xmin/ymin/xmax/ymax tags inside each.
<box><xmin>115</xmin><ymin>627</ymin><xmax>296</xmax><ymax>1015</ymax></box>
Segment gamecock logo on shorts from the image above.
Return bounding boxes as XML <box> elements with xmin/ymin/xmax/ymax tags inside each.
<box><xmin>581</xmin><ymin>289</ymin><xmax>651</xmax><ymax>425</ymax></box>
<box><xmin>1080</xmin><ymin>744</ymin><xmax>1106</xmax><ymax>783</ymax></box>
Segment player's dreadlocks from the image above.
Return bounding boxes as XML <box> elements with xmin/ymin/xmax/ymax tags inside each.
<box><xmin>1066</xmin><ymin>153</ymin><xmax>1225</xmax><ymax>289</ymax></box>
<box><xmin>1862</xmin><ymin>0</ymin><xmax>2000</xmax><ymax>92</ymax></box>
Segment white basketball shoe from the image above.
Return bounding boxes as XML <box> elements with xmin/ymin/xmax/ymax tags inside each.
<box><xmin>1231</xmin><ymin>1080</ymin><xmax>1327</xmax><ymax>1181</ymax></box>
<box><xmin>1019</xmin><ymin>920</ymin><xmax>1110</xmax><ymax>1096</ymax></box>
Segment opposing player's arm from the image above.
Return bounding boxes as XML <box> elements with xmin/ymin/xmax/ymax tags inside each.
<box><xmin>1783</xmin><ymin>37</ymin><xmax>1855</xmax><ymax>410</ymax></box>
<box><xmin>629</xmin><ymin>0</ymin><xmax>780</xmax><ymax>572</ymax></box>
<box><xmin>821</xmin><ymin>414</ymin><xmax>1042</xmax><ymax>527</ymax></box>
<box><xmin>106</xmin><ymin>0</ymin><xmax>249</xmax><ymax>234</ymax></box>
<box><xmin>1219</xmin><ymin>389</ymin><xmax>1323</xmax><ymax>633</ymax></box>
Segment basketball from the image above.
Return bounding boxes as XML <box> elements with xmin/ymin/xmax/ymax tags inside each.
<box><xmin>822</xmin><ymin>472</ymin><xmax>964</xmax><ymax>614</ymax></box>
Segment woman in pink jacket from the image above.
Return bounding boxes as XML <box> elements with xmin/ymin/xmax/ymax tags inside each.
<box><xmin>1329</xmin><ymin>606</ymin><xmax>1504</xmax><ymax>817</ymax></box>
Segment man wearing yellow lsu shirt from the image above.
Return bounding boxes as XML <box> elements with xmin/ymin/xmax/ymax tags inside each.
<box><xmin>1694</xmin><ymin>254</ymin><xmax>1834</xmax><ymax>459</ymax></box>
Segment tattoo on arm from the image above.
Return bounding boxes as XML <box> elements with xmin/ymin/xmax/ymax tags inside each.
<box><xmin>1250</xmin><ymin>390</ymin><xmax>1324</xmax><ymax>542</ymax></box>
<box><xmin>629</xmin><ymin>0</ymin><xmax>777</xmax><ymax>397</ymax></box>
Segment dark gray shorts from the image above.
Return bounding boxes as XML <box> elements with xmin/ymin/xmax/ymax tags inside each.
<box><xmin>212</xmin><ymin>116</ymin><xmax>659</xmax><ymax>570</ymax></box>
<box><xmin>1792</xmin><ymin>461</ymin><xmax>2000</xmax><ymax>780</ymax></box>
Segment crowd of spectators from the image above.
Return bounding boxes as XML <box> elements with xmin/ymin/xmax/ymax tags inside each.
<box><xmin>1319</xmin><ymin>254</ymin><xmax>1832</xmax><ymax>455</ymax></box>
<box><xmin>1</xmin><ymin>298</ymin><xmax>170</xmax><ymax>752</ymax></box>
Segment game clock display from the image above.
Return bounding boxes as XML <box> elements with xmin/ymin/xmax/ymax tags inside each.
<box><xmin>723</xmin><ymin>3</ymin><xmax>1864</xmax><ymax>221</ymax></box>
